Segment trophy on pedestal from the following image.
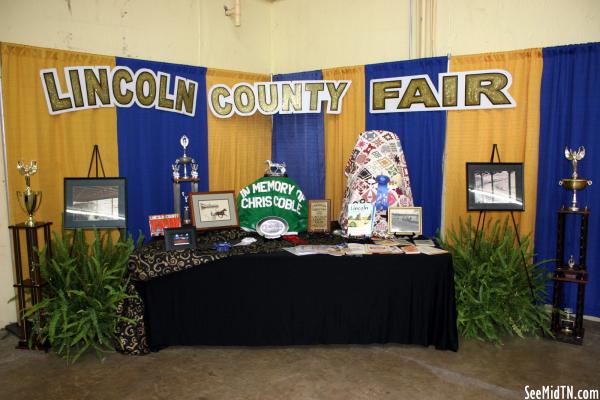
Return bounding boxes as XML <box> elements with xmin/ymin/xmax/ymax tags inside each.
<box><xmin>559</xmin><ymin>146</ymin><xmax>592</xmax><ymax>211</ymax></box>
<box><xmin>172</xmin><ymin>135</ymin><xmax>199</xmax><ymax>222</ymax></box>
<box><xmin>16</xmin><ymin>160</ymin><xmax>42</xmax><ymax>227</ymax></box>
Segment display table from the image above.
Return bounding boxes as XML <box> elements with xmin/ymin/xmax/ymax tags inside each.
<box><xmin>137</xmin><ymin>251</ymin><xmax>458</xmax><ymax>351</ymax></box>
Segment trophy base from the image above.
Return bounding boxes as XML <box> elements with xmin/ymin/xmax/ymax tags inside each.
<box><xmin>24</xmin><ymin>216</ymin><xmax>36</xmax><ymax>227</ymax></box>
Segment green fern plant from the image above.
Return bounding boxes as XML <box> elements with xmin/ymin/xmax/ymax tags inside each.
<box><xmin>439</xmin><ymin>216</ymin><xmax>551</xmax><ymax>344</ymax></box>
<box><xmin>25</xmin><ymin>229</ymin><xmax>142</xmax><ymax>363</ymax></box>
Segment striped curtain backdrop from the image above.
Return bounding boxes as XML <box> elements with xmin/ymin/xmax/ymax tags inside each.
<box><xmin>534</xmin><ymin>43</ymin><xmax>600</xmax><ymax>316</ymax></box>
<box><xmin>115</xmin><ymin>57</ymin><xmax>209</xmax><ymax>240</ymax></box>
<box><xmin>365</xmin><ymin>57</ymin><xmax>448</xmax><ymax>238</ymax></box>
<box><xmin>272</xmin><ymin>70</ymin><xmax>325</xmax><ymax>201</ymax></box>
<box><xmin>1</xmin><ymin>41</ymin><xmax>599</xmax><ymax>317</ymax></box>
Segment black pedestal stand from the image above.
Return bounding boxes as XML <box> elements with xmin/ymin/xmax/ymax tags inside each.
<box><xmin>7</xmin><ymin>222</ymin><xmax>52</xmax><ymax>349</ymax></box>
<box><xmin>550</xmin><ymin>207</ymin><xmax>589</xmax><ymax>345</ymax></box>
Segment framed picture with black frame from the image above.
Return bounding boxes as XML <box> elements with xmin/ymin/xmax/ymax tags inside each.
<box><xmin>164</xmin><ymin>225</ymin><xmax>197</xmax><ymax>251</ymax></box>
<box><xmin>63</xmin><ymin>177</ymin><xmax>127</xmax><ymax>229</ymax></box>
<box><xmin>466</xmin><ymin>162</ymin><xmax>524</xmax><ymax>211</ymax></box>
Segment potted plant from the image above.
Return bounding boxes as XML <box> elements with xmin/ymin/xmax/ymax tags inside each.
<box><xmin>25</xmin><ymin>229</ymin><xmax>141</xmax><ymax>363</ymax></box>
<box><xmin>440</xmin><ymin>217</ymin><xmax>551</xmax><ymax>344</ymax></box>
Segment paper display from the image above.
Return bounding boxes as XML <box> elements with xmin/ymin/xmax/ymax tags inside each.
<box><xmin>347</xmin><ymin>203</ymin><xmax>375</xmax><ymax>237</ymax></box>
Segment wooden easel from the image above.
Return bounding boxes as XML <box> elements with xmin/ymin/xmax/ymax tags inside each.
<box><xmin>472</xmin><ymin>144</ymin><xmax>536</xmax><ymax>304</ymax></box>
<box><xmin>84</xmin><ymin>144</ymin><xmax>127</xmax><ymax>237</ymax></box>
<box><xmin>87</xmin><ymin>144</ymin><xmax>106</xmax><ymax>178</ymax></box>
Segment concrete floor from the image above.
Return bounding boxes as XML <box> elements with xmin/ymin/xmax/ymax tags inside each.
<box><xmin>1</xmin><ymin>322</ymin><xmax>599</xmax><ymax>400</ymax></box>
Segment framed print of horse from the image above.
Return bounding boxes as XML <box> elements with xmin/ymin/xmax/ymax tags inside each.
<box><xmin>189</xmin><ymin>191</ymin><xmax>239</xmax><ymax>231</ymax></box>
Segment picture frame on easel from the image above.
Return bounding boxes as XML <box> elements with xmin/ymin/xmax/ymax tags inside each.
<box><xmin>466</xmin><ymin>162</ymin><xmax>525</xmax><ymax>211</ymax></box>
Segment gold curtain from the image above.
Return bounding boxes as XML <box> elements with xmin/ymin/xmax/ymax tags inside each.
<box><xmin>443</xmin><ymin>49</ymin><xmax>543</xmax><ymax>239</ymax></box>
<box><xmin>1</xmin><ymin>43</ymin><xmax>118</xmax><ymax>229</ymax></box>
<box><xmin>205</xmin><ymin>69</ymin><xmax>271</xmax><ymax>194</ymax></box>
<box><xmin>322</xmin><ymin>65</ymin><xmax>366</xmax><ymax>220</ymax></box>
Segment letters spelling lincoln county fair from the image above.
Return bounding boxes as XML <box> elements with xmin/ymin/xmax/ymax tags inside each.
<box><xmin>40</xmin><ymin>67</ymin><xmax>515</xmax><ymax>117</ymax></box>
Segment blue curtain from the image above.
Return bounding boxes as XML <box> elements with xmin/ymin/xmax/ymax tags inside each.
<box><xmin>116</xmin><ymin>58</ymin><xmax>209</xmax><ymax>240</ymax></box>
<box><xmin>365</xmin><ymin>57</ymin><xmax>448</xmax><ymax>237</ymax></box>
<box><xmin>272</xmin><ymin>70</ymin><xmax>325</xmax><ymax>200</ymax></box>
<box><xmin>535</xmin><ymin>43</ymin><xmax>600</xmax><ymax>317</ymax></box>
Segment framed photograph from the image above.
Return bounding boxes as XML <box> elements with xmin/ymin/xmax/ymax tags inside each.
<box><xmin>388</xmin><ymin>207</ymin><xmax>422</xmax><ymax>236</ymax></box>
<box><xmin>164</xmin><ymin>225</ymin><xmax>197</xmax><ymax>251</ymax></box>
<box><xmin>64</xmin><ymin>178</ymin><xmax>127</xmax><ymax>229</ymax></box>
<box><xmin>308</xmin><ymin>199</ymin><xmax>331</xmax><ymax>233</ymax></box>
<box><xmin>466</xmin><ymin>163</ymin><xmax>524</xmax><ymax>211</ymax></box>
<box><xmin>189</xmin><ymin>191</ymin><xmax>239</xmax><ymax>231</ymax></box>
<box><xmin>148</xmin><ymin>213</ymin><xmax>181</xmax><ymax>237</ymax></box>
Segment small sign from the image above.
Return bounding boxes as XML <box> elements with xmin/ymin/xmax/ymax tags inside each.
<box><xmin>308</xmin><ymin>200</ymin><xmax>331</xmax><ymax>233</ymax></box>
<box><xmin>148</xmin><ymin>213</ymin><xmax>181</xmax><ymax>237</ymax></box>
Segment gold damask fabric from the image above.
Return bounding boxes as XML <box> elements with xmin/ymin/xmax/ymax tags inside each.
<box><xmin>116</xmin><ymin>229</ymin><xmax>344</xmax><ymax>355</ymax></box>
<box><xmin>115</xmin><ymin>282</ymin><xmax>149</xmax><ymax>355</ymax></box>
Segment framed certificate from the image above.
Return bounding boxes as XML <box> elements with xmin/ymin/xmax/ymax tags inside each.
<box><xmin>308</xmin><ymin>199</ymin><xmax>331</xmax><ymax>233</ymax></box>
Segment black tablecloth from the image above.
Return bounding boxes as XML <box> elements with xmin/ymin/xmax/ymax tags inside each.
<box><xmin>138</xmin><ymin>251</ymin><xmax>458</xmax><ymax>351</ymax></box>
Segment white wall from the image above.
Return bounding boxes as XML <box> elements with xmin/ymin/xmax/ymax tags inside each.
<box><xmin>270</xmin><ymin>0</ymin><xmax>600</xmax><ymax>73</ymax></box>
<box><xmin>0</xmin><ymin>0</ymin><xmax>599</xmax><ymax>327</ymax></box>
<box><xmin>270</xmin><ymin>0</ymin><xmax>412</xmax><ymax>73</ymax></box>
<box><xmin>0</xmin><ymin>0</ymin><xmax>272</xmax><ymax>73</ymax></box>
<box><xmin>436</xmin><ymin>0</ymin><xmax>600</xmax><ymax>58</ymax></box>
<box><xmin>0</xmin><ymin>76</ymin><xmax>16</xmax><ymax>327</ymax></box>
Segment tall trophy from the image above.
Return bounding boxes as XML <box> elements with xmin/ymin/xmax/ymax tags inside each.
<box><xmin>16</xmin><ymin>160</ymin><xmax>42</xmax><ymax>227</ymax></box>
<box><xmin>172</xmin><ymin>135</ymin><xmax>199</xmax><ymax>221</ymax></box>
<box><xmin>559</xmin><ymin>147</ymin><xmax>592</xmax><ymax>211</ymax></box>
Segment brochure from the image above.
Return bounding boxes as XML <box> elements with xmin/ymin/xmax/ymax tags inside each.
<box><xmin>413</xmin><ymin>239</ymin><xmax>436</xmax><ymax>247</ymax></box>
<box><xmin>401</xmin><ymin>244</ymin><xmax>421</xmax><ymax>254</ymax></box>
<box><xmin>416</xmin><ymin>245</ymin><xmax>448</xmax><ymax>255</ymax></box>
<box><xmin>366</xmin><ymin>244</ymin><xmax>404</xmax><ymax>254</ymax></box>
<box><xmin>372</xmin><ymin>238</ymin><xmax>412</xmax><ymax>246</ymax></box>
<box><xmin>345</xmin><ymin>243</ymin><xmax>369</xmax><ymax>255</ymax></box>
<box><xmin>284</xmin><ymin>245</ymin><xmax>345</xmax><ymax>256</ymax></box>
<box><xmin>347</xmin><ymin>203</ymin><xmax>375</xmax><ymax>237</ymax></box>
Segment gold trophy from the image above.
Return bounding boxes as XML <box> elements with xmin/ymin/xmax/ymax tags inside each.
<box><xmin>16</xmin><ymin>160</ymin><xmax>42</xmax><ymax>227</ymax></box>
<box><xmin>559</xmin><ymin>147</ymin><xmax>592</xmax><ymax>211</ymax></box>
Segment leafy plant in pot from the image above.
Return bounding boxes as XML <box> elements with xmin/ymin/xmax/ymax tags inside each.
<box><xmin>440</xmin><ymin>216</ymin><xmax>551</xmax><ymax>344</ymax></box>
<box><xmin>25</xmin><ymin>229</ymin><xmax>141</xmax><ymax>363</ymax></box>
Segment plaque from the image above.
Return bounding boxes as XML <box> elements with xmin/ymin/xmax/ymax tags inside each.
<box><xmin>308</xmin><ymin>199</ymin><xmax>331</xmax><ymax>233</ymax></box>
<box><xmin>256</xmin><ymin>216</ymin><xmax>289</xmax><ymax>239</ymax></box>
